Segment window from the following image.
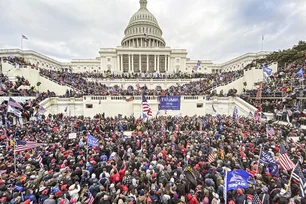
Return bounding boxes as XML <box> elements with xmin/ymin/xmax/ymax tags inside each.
<box><xmin>197</xmin><ymin>103</ymin><xmax>203</xmax><ymax>108</ymax></box>
<box><xmin>84</xmin><ymin>67</ymin><xmax>86</xmax><ymax>70</ymax></box>
<box><xmin>176</xmin><ymin>59</ymin><xmax>179</xmax><ymax>63</ymax></box>
<box><xmin>86</xmin><ymin>104</ymin><xmax>93</xmax><ymax>108</ymax></box>
<box><xmin>108</xmin><ymin>58</ymin><xmax>111</xmax><ymax>62</ymax></box>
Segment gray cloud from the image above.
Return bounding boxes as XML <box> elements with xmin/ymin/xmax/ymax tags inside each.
<box><xmin>0</xmin><ymin>0</ymin><xmax>305</xmax><ymax>63</ymax></box>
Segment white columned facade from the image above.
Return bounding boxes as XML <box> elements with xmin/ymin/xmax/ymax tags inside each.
<box><xmin>120</xmin><ymin>54</ymin><xmax>123</xmax><ymax>72</ymax></box>
<box><xmin>131</xmin><ymin>54</ymin><xmax>134</xmax><ymax>72</ymax></box>
<box><xmin>128</xmin><ymin>54</ymin><xmax>131</xmax><ymax>72</ymax></box>
<box><xmin>167</xmin><ymin>55</ymin><xmax>170</xmax><ymax>73</ymax></box>
<box><xmin>164</xmin><ymin>55</ymin><xmax>167</xmax><ymax>72</ymax></box>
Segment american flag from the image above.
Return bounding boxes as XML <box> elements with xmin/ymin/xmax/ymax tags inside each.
<box><xmin>88</xmin><ymin>190</ymin><xmax>95</xmax><ymax>204</ymax></box>
<box><xmin>252</xmin><ymin>193</ymin><xmax>262</xmax><ymax>204</ymax></box>
<box><xmin>287</xmin><ymin>109</ymin><xmax>292</xmax><ymax>116</ymax></box>
<box><xmin>208</xmin><ymin>148</ymin><xmax>215</xmax><ymax>163</ymax></box>
<box><xmin>22</xmin><ymin>34</ymin><xmax>28</xmax><ymax>40</ymax></box>
<box><xmin>36</xmin><ymin>155</ymin><xmax>44</xmax><ymax>169</ymax></box>
<box><xmin>15</xmin><ymin>140</ymin><xmax>43</xmax><ymax>152</ymax></box>
<box><xmin>292</xmin><ymin>164</ymin><xmax>305</xmax><ymax>197</ymax></box>
<box><xmin>38</xmin><ymin>106</ymin><xmax>46</xmax><ymax>113</ymax></box>
<box><xmin>8</xmin><ymin>97</ymin><xmax>23</xmax><ymax>109</ymax></box>
<box><xmin>266</xmin><ymin>125</ymin><xmax>275</xmax><ymax>136</ymax></box>
<box><xmin>144</xmin><ymin>33</ymin><xmax>149</xmax><ymax>41</ymax></box>
<box><xmin>142</xmin><ymin>92</ymin><xmax>152</xmax><ymax>116</ymax></box>
<box><xmin>279</xmin><ymin>144</ymin><xmax>295</xmax><ymax>171</ymax></box>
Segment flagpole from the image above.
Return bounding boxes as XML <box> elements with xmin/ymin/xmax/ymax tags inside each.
<box><xmin>261</xmin><ymin>35</ymin><xmax>264</xmax><ymax>51</ymax></box>
<box><xmin>141</xmin><ymin>91</ymin><xmax>144</xmax><ymax>120</ymax></box>
<box><xmin>20</xmin><ymin>35</ymin><xmax>23</xmax><ymax>50</ymax></box>
<box><xmin>14</xmin><ymin>130</ymin><xmax>17</xmax><ymax>173</ymax></box>
<box><xmin>287</xmin><ymin>162</ymin><xmax>297</xmax><ymax>192</ymax></box>
<box><xmin>257</xmin><ymin>144</ymin><xmax>262</xmax><ymax>172</ymax></box>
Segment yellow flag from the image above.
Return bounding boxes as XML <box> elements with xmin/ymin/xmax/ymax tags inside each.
<box><xmin>10</xmin><ymin>139</ymin><xmax>14</xmax><ymax>146</ymax></box>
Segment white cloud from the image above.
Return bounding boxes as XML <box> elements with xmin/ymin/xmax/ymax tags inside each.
<box><xmin>0</xmin><ymin>0</ymin><xmax>305</xmax><ymax>63</ymax></box>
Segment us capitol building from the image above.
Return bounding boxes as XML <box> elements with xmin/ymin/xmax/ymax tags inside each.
<box><xmin>0</xmin><ymin>0</ymin><xmax>270</xmax><ymax>74</ymax></box>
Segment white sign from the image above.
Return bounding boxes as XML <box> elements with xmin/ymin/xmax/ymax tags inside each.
<box><xmin>68</xmin><ymin>133</ymin><xmax>77</xmax><ymax>139</ymax></box>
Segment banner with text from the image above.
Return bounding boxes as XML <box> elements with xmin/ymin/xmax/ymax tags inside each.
<box><xmin>159</xmin><ymin>96</ymin><xmax>181</xmax><ymax>110</ymax></box>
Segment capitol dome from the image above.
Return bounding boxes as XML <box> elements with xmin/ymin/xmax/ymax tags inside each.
<box><xmin>121</xmin><ymin>0</ymin><xmax>166</xmax><ymax>48</ymax></box>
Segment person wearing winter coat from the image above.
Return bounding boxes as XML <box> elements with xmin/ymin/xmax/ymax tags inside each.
<box><xmin>235</xmin><ymin>188</ymin><xmax>246</xmax><ymax>204</ymax></box>
<box><xmin>187</xmin><ymin>190</ymin><xmax>199</xmax><ymax>204</ymax></box>
<box><xmin>43</xmin><ymin>194</ymin><xmax>56</xmax><ymax>204</ymax></box>
<box><xmin>68</xmin><ymin>183</ymin><xmax>81</xmax><ymax>201</ymax></box>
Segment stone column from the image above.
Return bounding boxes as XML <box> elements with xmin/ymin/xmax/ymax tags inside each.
<box><xmin>140</xmin><ymin>39</ymin><xmax>143</xmax><ymax>47</ymax></box>
<box><xmin>146</xmin><ymin>55</ymin><xmax>149</xmax><ymax>73</ymax></box>
<box><xmin>128</xmin><ymin>54</ymin><xmax>131</xmax><ymax>72</ymax></box>
<box><xmin>168</xmin><ymin>55</ymin><xmax>170</xmax><ymax>73</ymax></box>
<box><xmin>154</xmin><ymin>55</ymin><xmax>156</xmax><ymax>72</ymax></box>
<box><xmin>157</xmin><ymin>55</ymin><xmax>160</xmax><ymax>72</ymax></box>
<box><xmin>117</xmin><ymin>55</ymin><xmax>120</xmax><ymax>73</ymax></box>
<box><xmin>139</xmin><ymin>55</ymin><xmax>141</xmax><ymax>72</ymax></box>
<box><xmin>120</xmin><ymin>54</ymin><xmax>123</xmax><ymax>72</ymax></box>
<box><xmin>131</xmin><ymin>54</ymin><xmax>134</xmax><ymax>72</ymax></box>
<box><xmin>164</xmin><ymin>55</ymin><xmax>167</xmax><ymax>72</ymax></box>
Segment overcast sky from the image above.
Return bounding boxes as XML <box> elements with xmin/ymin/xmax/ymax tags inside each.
<box><xmin>0</xmin><ymin>0</ymin><xmax>305</xmax><ymax>63</ymax></box>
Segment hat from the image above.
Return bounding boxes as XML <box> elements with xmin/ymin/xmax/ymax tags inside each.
<box><xmin>103</xmin><ymin>195</ymin><xmax>108</xmax><ymax>200</ymax></box>
<box><xmin>23</xmin><ymin>199</ymin><xmax>31</xmax><ymax>204</ymax></box>
<box><xmin>213</xmin><ymin>192</ymin><xmax>219</xmax><ymax>199</ymax></box>
<box><xmin>139</xmin><ymin>189</ymin><xmax>145</xmax><ymax>196</ymax></box>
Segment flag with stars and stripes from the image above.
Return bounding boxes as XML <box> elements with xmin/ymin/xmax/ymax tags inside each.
<box><xmin>142</xmin><ymin>92</ymin><xmax>152</xmax><ymax>117</ymax></box>
<box><xmin>252</xmin><ymin>193</ymin><xmax>262</xmax><ymax>204</ymax></box>
<box><xmin>279</xmin><ymin>144</ymin><xmax>295</xmax><ymax>171</ymax></box>
<box><xmin>292</xmin><ymin>164</ymin><xmax>305</xmax><ymax>197</ymax></box>
<box><xmin>208</xmin><ymin>148</ymin><xmax>215</xmax><ymax>163</ymax></box>
<box><xmin>88</xmin><ymin>190</ymin><xmax>95</xmax><ymax>204</ymax></box>
<box><xmin>36</xmin><ymin>155</ymin><xmax>44</xmax><ymax>169</ymax></box>
<box><xmin>15</xmin><ymin>140</ymin><xmax>43</xmax><ymax>152</ymax></box>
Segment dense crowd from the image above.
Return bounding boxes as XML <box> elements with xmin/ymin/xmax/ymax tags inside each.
<box><xmin>0</xmin><ymin>108</ymin><xmax>305</xmax><ymax>204</ymax></box>
<box><xmin>240</xmin><ymin>61</ymin><xmax>306</xmax><ymax>123</ymax></box>
<box><xmin>39</xmin><ymin>69</ymin><xmax>243</xmax><ymax>97</ymax></box>
<box><xmin>0</xmin><ymin>74</ymin><xmax>33</xmax><ymax>97</ymax></box>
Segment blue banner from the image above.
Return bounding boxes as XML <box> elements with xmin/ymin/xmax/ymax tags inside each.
<box><xmin>225</xmin><ymin>169</ymin><xmax>252</xmax><ymax>191</ymax></box>
<box><xmin>260</xmin><ymin>150</ymin><xmax>279</xmax><ymax>176</ymax></box>
<box><xmin>159</xmin><ymin>96</ymin><xmax>181</xmax><ymax>110</ymax></box>
<box><xmin>88</xmin><ymin>134</ymin><xmax>99</xmax><ymax>147</ymax></box>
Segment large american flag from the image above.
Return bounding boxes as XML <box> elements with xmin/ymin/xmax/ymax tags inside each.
<box><xmin>36</xmin><ymin>155</ymin><xmax>44</xmax><ymax>169</ymax></box>
<box><xmin>279</xmin><ymin>144</ymin><xmax>295</xmax><ymax>171</ymax></box>
<box><xmin>15</xmin><ymin>140</ymin><xmax>43</xmax><ymax>152</ymax></box>
<box><xmin>8</xmin><ymin>97</ymin><xmax>23</xmax><ymax>109</ymax></box>
<box><xmin>142</xmin><ymin>92</ymin><xmax>152</xmax><ymax>116</ymax></box>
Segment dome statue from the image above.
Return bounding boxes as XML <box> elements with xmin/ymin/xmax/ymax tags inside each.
<box><xmin>121</xmin><ymin>0</ymin><xmax>166</xmax><ymax>48</ymax></box>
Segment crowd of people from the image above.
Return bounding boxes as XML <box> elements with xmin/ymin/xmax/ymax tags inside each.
<box><xmin>39</xmin><ymin>69</ymin><xmax>243</xmax><ymax>97</ymax></box>
<box><xmin>0</xmin><ymin>110</ymin><xmax>305</xmax><ymax>204</ymax></box>
<box><xmin>240</xmin><ymin>61</ymin><xmax>306</xmax><ymax>123</ymax></box>
<box><xmin>0</xmin><ymin>74</ymin><xmax>33</xmax><ymax>97</ymax></box>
